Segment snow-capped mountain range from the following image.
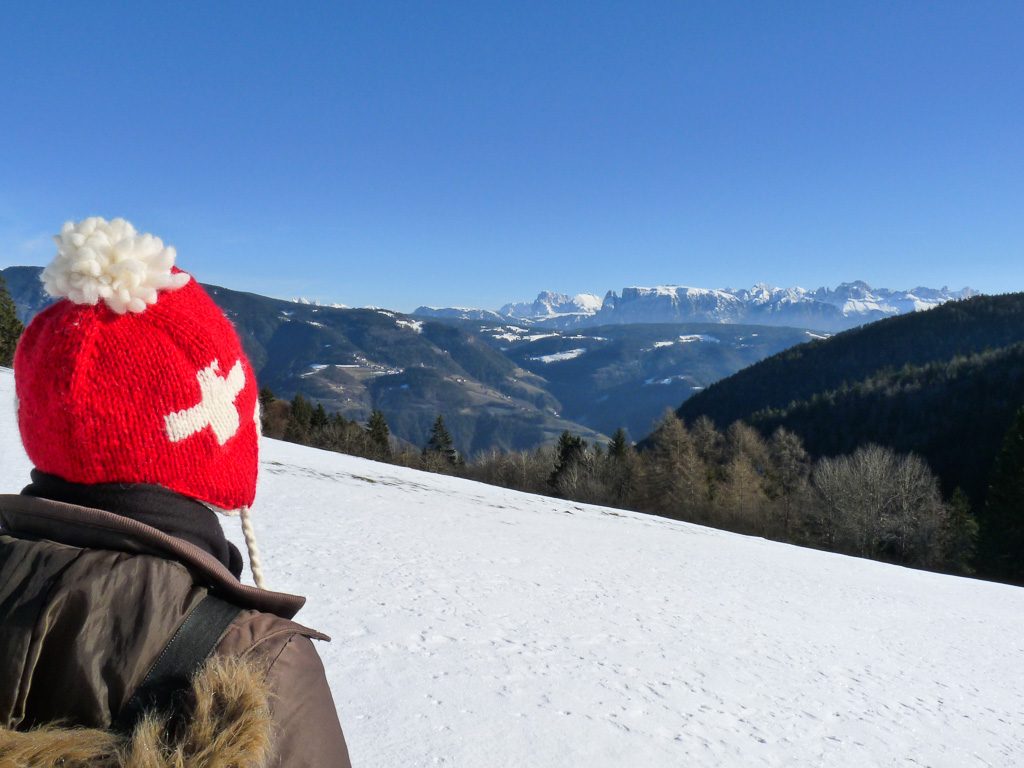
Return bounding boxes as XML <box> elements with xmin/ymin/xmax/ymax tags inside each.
<box><xmin>417</xmin><ymin>282</ymin><xmax>978</xmax><ymax>332</ymax></box>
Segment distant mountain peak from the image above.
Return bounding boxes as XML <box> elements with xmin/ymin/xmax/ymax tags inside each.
<box><xmin>415</xmin><ymin>280</ymin><xmax>977</xmax><ymax>333</ymax></box>
<box><xmin>499</xmin><ymin>291</ymin><xmax>603</xmax><ymax>320</ymax></box>
<box><xmin>293</xmin><ymin>296</ymin><xmax>349</xmax><ymax>309</ymax></box>
<box><xmin>413</xmin><ymin>305</ymin><xmax>507</xmax><ymax>322</ymax></box>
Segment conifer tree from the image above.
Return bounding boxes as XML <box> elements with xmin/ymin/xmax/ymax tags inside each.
<box><xmin>367</xmin><ymin>410</ymin><xmax>392</xmax><ymax>459</ymax></box>
<box><xmin>258</xmin><ymin>387</ymin><xmax>276</xmax><ymax>411</ymax></box>
<box><xmin>690</xmin><ymin>416</ymin><xmax>724</xmax><ymax>466</ymax></box>
<box><xmin>982</xmin><ymin>407</ymin><xmax>1024</xmax><ymax>581</ymax></box>
<box><xmin>0</xmin><ymin>274</ymin><xmax>23</xmax><ymax>367</ymax></box>
<box><xmin>943</xmin><ymin>488</ymin><xmax>978</xmax><ymax>575</ymax></box>
<box><xmin>311</xmin><ymin>402</ymin><xmax>329</xmax><ymax>429</ymax></box>
<box><xmin>605</xmin><ymin>427</ymin><xmax>639</xmax><ymax>505</ymax></box>
<box><xmin>719</xmin><ymin>452</ymin><xmax>769</xmax><ymax>534</ymax></box>
<box><xmin>549</xmin><ymin>431</ymin><xmax>588</xmax><ymax>496</ymax></box>
<box><xmin>644</xmin><ymin>410</ymin><xmax>707</xmax><ymax>520</ymax></box>
<box><xmin>608</xmin><ymin>428</ymin><xmax>630</xmax><ymax>459</ymax></box>
<box><xmin>256</xmin><ymin>387</ymin><xmax>275</xmax><ymax>434</ymax></box>
<box><xmin>285</xmin><ymin>394</ymin><xmax>314</xmax><ymax>443</ymax></box>
<box><xmin>766</xmin><ymin>427</ymin><xmax>811</xmax><ymax>538</ymax></box>
<box><xmin>290</xmin><ymin>394</ymin><xmax>314</xmax><ymax>427</ymax></box>
<box><xmin>424</xmin><ymin>415</ymin><xmax>459</xmax><ymax>467</ymax></box>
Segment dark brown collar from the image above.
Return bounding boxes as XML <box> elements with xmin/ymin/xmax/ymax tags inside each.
<box><xmin>21</xmin><ymin>469</ymin><xmax>244</xmax><ymax>578</ymax></box>
<box><xmin>0</xmin><ymin>494</ymin><xmax>305</xmax><ymax>620</ymax></box>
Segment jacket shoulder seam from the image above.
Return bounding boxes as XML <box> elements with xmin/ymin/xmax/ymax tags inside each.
<box><xmin>238</xmin><ymin>624</ymin><xmax>329</xmax><ymax>658</ymax></box>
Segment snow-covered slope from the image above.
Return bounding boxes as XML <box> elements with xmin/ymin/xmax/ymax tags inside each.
<box><xmin>0</xmin><ymin>367</ymin><xmax>1020</xmax><ymax>767</ymax></box>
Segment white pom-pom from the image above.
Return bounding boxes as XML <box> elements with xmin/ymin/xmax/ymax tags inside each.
<box><xmin>42</xmin><ymin>216</ymin><xmax>191</xmax><ymax>314</ymax></box>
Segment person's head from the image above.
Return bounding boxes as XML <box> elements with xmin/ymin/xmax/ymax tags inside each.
<box><xmin>14</xmin><ymin>217</ymin><xmax>266</xmax><ymax>582</ymax></box>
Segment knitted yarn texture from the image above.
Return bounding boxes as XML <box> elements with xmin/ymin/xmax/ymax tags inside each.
<box><xmin>15</xmin><ymin>218</ymin><xmax>260</xmax><ymax>512</ymax></box>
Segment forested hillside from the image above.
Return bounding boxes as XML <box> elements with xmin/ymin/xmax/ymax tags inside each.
<box><xmin>677</xmin><ymin>293</ymin><xmax>1024</xmax><ymax>581</ymax></box>
<box><xmin>678</xmin><ymin>293</ymin><xmax>1024</xmax><ymax>492</ymax></box>
<box><xmin>680</xmin><ymin>294</ymin><xmax>1024</xmax><ymax>425</ymax></box>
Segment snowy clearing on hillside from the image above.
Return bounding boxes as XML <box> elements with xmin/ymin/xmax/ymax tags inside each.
<box><xmin>650</xmin><ymin>335</ymin><xmax>720</xmax><ymax>351</ymax></box>
<box><xmin>529</xmin><ymin>348</ymin><xmax>587</xmax><ymax>363</ymax></box>
<box><xmin>679</xmin><ymin>334</ymin><xmax>719</xmax><ymax>344</ymax></box>
<box><xmin>482</xmin><ymin>327</ymin><xmax>565</xmax><ymax>344</ymax></box>
<box><xmin>396</xmin><ymin>319</ymin><xmax>424</xmax><ymax>333</ymax></box>
<box><xmin>0</xmin><ymin>367</ymin><xmax>1021</xmax><ymax>767</ymax></box>
<box><xmin>643</xmin><ymin>375</ymin><xmax>697</xmax><ymax>386</ymax></box>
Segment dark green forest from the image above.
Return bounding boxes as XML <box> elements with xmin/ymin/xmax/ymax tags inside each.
<box><xmin>678</xmin><ymin>292</ymin><xmax>1024</xmax><ymax>583</ymax></box>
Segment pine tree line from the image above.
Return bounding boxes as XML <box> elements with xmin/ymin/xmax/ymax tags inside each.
<box><xmin>263</xmin><ymin>389</ymin><xmax>994</xmax><ymax>577</ymax></box>
<box><xmin>261</xmin><ymin>389</ymin><xmax>395</xmax><ymax>462</ymax></box>
<box><xmin>263</xmin><ymin>390</ymin><xmax>471</xmax><ymax>473</ymax></box>
<box><xmin>472</xmin><ymin>411</ymin><xmax>979</xmax><ymax>574</ymax></box>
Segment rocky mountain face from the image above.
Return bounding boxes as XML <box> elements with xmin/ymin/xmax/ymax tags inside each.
<box><xmin>418</xmin><ymin>282</ymin><xmax>977</xmax><ymax>332</ymax></box>
<box><xmin>498</xmin><ymin>291</ymin><xmax>603</xmax><ymax>320</ymax></box>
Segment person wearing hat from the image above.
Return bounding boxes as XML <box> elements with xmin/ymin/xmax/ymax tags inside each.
<box><xmin>0</xmin><ymin>217</ymin><xmax>351</xmax><ymax>766</ymax></box>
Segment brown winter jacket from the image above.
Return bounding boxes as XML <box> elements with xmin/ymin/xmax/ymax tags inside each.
<box><xmin>0</xmin><ymin>494</ymin><xmax>352</xmax><ymax>768</ymax></box>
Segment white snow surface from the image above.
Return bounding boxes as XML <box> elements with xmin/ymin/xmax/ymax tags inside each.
<box><xmin>631</xmin><ymin>285</ymin><xmax>738</xmax><ymax>301</ymax></box>
<box><xmin>529</xmin><ymin>348</ymin><xmax>587</xmax><ymax>363</ymax></box>
<box><xmin>396</xmin><ymin>318</ymin><xmax>424</xmax><ymax>333</ymax></box>
<box><xmin>0</xmin><ymin>367</ymin><xmax>1022</xmax><ymax>767</ymax></box>
<box><xmin>650</xmin><ymin>335</ymin><xmax>719</xmax><ymax>351</ymax></box>
<box><xmin>293</xmin><ymin>297</ymin><xmax>350</xmax><ymax>308</ymax></box>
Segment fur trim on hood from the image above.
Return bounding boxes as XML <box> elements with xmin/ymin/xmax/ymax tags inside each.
<box><xmin>0</xmin><ymin>656</ymin><xmax>273</xmax><ymax>768</ymax></box>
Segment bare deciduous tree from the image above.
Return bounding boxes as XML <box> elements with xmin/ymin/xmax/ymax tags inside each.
<box><xmin>810</xmin><ymin>445</ymin><xmax>949</xmax><ymax>566</ymax></box>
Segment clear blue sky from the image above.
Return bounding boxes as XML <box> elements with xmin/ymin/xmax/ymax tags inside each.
<box><xmin>1</xmin><ymin>1</ymin><xmax>1021</xmax><ymax>311</ymax></box>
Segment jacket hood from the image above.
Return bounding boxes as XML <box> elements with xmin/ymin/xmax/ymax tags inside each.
<box><xmin>0</xmin><ymin>655</ymin><xmax>273</xmax><ymax>767</ymax></box>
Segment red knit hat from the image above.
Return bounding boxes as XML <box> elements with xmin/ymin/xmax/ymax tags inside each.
<box><xmin>14</xmin><ymin>217</ymin><xmax>260</xmax><ymax>512</ymax></box>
